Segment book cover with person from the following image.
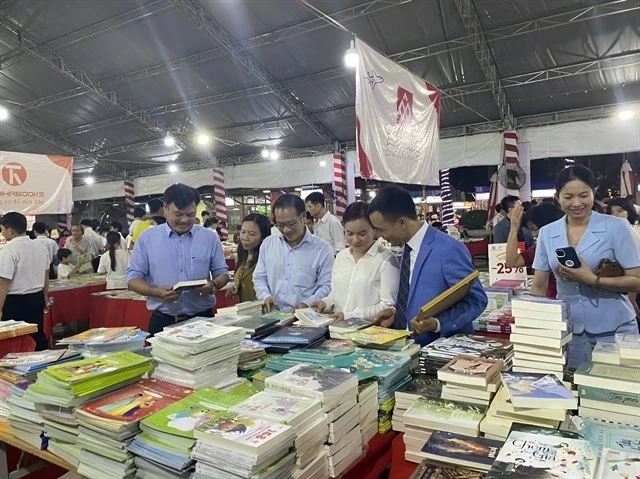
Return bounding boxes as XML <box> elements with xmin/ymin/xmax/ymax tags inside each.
<box><xmin>437</xmin><ymin>355</ymin><xmax>503</xmax><ymax>386</ymax></box>
<box><xmin>485</xmin><ymin>431</ymin><xmax>596</xmax><ymax>479</ymax></box>
<box><xmin>422</xmin><ymin>334</ymin><xmax>513</xmax><ymax>361</ymax></box>
<box><xmin>421</xmin><ymin>431</ymin><xmax>502</xmax><ymax>471</ymax></box>
<box><xmin>78</xmin><ymin>379</ymin><xmax>193</xmax><ymax>424</ymax></box>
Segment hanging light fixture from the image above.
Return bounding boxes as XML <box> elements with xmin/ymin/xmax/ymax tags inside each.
<box><xmin>84</xmin><ymin>176</ymin><xmax>95</xmax><ymax>185</ymax></box>
<box><xmin>196</xmin><ymin>133</ymin><xmax>210</xmax><ymax>145</ymax></box>
<box><xmin>0</xmin><ymin>106</ymin><xmax>9</xmax><ymax>121</ymax></box>
<box><xmin>261</xmin><ymin>147</ymin><xmax>270</xmax><ymax>159</ymax></box>
<box><xmin>269</xmin><ymin>150</ymin><xmax>281</xmax><ymax>160</ymax></box>
<box><xmin>168</xmin><ymin>164</ymin><xmax>178</xmax><ymax>173</ymax></box>
<box><xmin>164</xmin><ymin>133</ymin><xmax>176</xmax><ymax>147</ymax></box>
<box><xmin>344</xmin><ymin>39</ymin><xmax>358</xmax><ymax>68</ymax></box>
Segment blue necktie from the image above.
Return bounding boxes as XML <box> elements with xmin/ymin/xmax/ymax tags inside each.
<box><xmin>395</xmin><ymin>243</ymin><xmax>412</xmax><ymax>330</ymax></box>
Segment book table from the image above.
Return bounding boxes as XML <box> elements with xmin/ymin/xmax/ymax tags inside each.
<box><xmin>0</xmin><ymin>423</ymin><xmax>73</xmax><ymax>479</ymax></box>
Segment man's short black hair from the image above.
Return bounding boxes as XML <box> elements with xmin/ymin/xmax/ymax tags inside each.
<box><xmin>110</xmin><ymin>221</ymin><xmax>123</xmax><ymax>232</ymax></box>
<box><xmin>148</xmin><ymin>198</ymin><xmax>164</xmax><ymax>214</ymax></box>
<box><xmin>80</xmin><ymin>219</ymin><xmax>92</xmax><ymax>227</ymax></box>
<box><xmin>57</xmin><ymin>248</ymin><xmax>72</xmax><ymax>261</ymax></box>
<box><xmin>305</xmin><ymin>192</ymin><xmax>325</xmax><ymax>207</ymax></box>
<box><xmin>500</xmin><ymin>195</ymin><xmax>520</xmax><ymax>213</ymax></box>
<box><xmin>90</xmin><ymin>219</ymin><xmax>100</xmax><ymax>230</ymax></box>
<box><xmin>0</xmin><ymin>212</ymin><xmax>27</xmax><ymax>234</ymax></box>
<box><xmin>150</xmin><ymin>215</ymin><xmax>167</xmax><ymax>225</ymax></box>
<box><xmin>133</xmin><ymin>206</ymin><xmax>146</xmax><ymax>218</ymax></box>
<box><xmin>33</xmin><ymin>221</ymin><xmax>47</xmax><ymax>234</ymax></box>
<box><xmin>202</xmin><ymin>210</ymin><xmax>210</xmax><ymax>217</ymax></box>
<box><xmin>368</xmin><ymin>186</ymin><xmax>418</xmax><ymax>222</ymax></box>
<box><xmin>274</xmin><ymin>194</ymin><xmax>305</xmax><ymax>216</ymax></box>
<box><xmin>163</xmin><ymin>184</ymin><xmax>200</xmax><ymax>210</ymax></box>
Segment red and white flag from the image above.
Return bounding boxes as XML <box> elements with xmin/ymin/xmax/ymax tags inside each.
<box><xmin>355</xmin><ymin>38</ymin><xmax>441</xmax><ymax>185</ymax></box>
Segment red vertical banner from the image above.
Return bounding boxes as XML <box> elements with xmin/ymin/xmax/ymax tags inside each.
<box><xmin>333</xmin><ymin>153</ymin><xmax>347</xmax><ymax>218</ymax></box>
<box><xmin>124</xmin><ymin>180</ymin><xmax>135</xmax><ymax>226</ymax></box>
<box><xmin>213</xmin><ymin>168</ymin><xmax>228</xmax><ymax>238</ymax></box>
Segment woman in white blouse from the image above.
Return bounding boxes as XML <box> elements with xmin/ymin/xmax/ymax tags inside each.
<box><xmin>310</xmin><ymin>202</ymin><xmax>400</xmax><ymax>321</ymax></box>
<box><xmin>97</xmin><ymin>231</ymin><xmax>129</xmax><ymax>290</ymax></box>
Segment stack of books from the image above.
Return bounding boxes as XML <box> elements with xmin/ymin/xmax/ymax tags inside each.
<box><xmin>358</xmin><ymin>381</ymin><xmax>378</xmax><ymax>444</ymax></box>
<box><xmin>232</xmin><ymin>316</ymin><xmax>280</xmax><ymax>340</ymax></box>
<box><xmin>130</xmin><ymin>385</ymin><xmax>257</xmax><ymax>477</ymax></box>
<box><xmin>472</xmin><ymin>305</ymin><xmax>514</xmax><ymax>335</ymax></box>
<box><xmin>216</xmin><ymin>299</ymin><xmax>263</xmax><ymax>316</ymax></box>
<box><xmin>509</xmin><ymin>295</ymin><xmax>572</xmax><ymax>378</ymax></box>
<box><xmin>402</xmin><ymin>397</ymin><xmax>487</xmax><ymax>463</ymax></box>
<box><xmin>230</xmin><ymin>390</ymin><xmax>328</xmax><ymax>475</ymax></box>
<box><xmin>616</xmin><ymin>332</ymin><xmax>640</xmax><ymax>364</ymax></box>
<box><xmin>0</xmin><ymin>350</ymin><xmax>81</xmax><ymax>374</ymax></box>
<box><xmin>265</xmin><ymin>339</ymin><xmax>354</xmax><ymax>372</ymax></box>
<box><xmin>0</xmin><ymin>320</ymin><xmax>38</xmax><ymax>339</ymax></box>
<box><xmin>261</xmin><ymin>326</ymin><xmax>327</xmax><ymax>354</ymax></box>
<box><xmin>191</xmin><ymin>410</ymin><xmax>296</xmax><ymax>479</ymax></box>
<box><xmin>484</xmin><ymin>430</ymin><xmax>595</xmax><ymax>478</ymax></box>
<box><xmin>409</xmin><ymin>461</ymin><xmax>485</xmax><ymax>479</ymax></box>
<box><xmin>149</xmin><ymin>320</ymin><xmax>245</xmax><ymax>390</ymax></box>
<box><xmin>294</xmin><ymin>308</ymin><xmax>335</xmax><ymax>328</ymax></box>
<box><xmin>58</xmin><ymin>328</ymin><xmax>148</xmax><ymax>357</ymax></box>
<box><xmin>481</xmin><ymin>372</ymin><xmax>577</xmax><ymax>440</ymax></box>
<box><xmin>392</xmin><ymin>377</ymin><xmax>442</xmax><ymax>433</ymax></box>
<box><xmin>265</xmin><ymin>364</ymin><xmax>360</xmax><ymax>478</ymax></box>
<box><xmin>73</xmin><ymin>379</ymin><xmax>193</xmax><ymax>479</ymax></box>
<box><xmin>239</xmin><ymin>339</ymin><xmax>266</xmax><ymax>365</ymax></box>
<box><xmin>328</xmin><ymin>317</ymin><xmax>371</xmax><ymax>339</ymax></box>
<box><xmin>7</xmin><ymin>379</ymin><xmax>45</xmax><ymax>449</ymax></box>
<box><xmin>418</xmin><ymin>430</ymin><xmax>503</xmax><ymax>472</ymax></box>
<box><xmin>419</xmin><ymin>334</ymin><xmax>513</xmax><ymax>376</ymax></box>
<box><xmin>260</xmin><ymin>311</ymin><xmax>297</xmax><ymax>328</ymax></box>
<box><xmin>574</xmin><ymin>361</ymin><xmax>640</xmax><ymax>426</ymax></box>
<box><xmin>437</xmin><ymin>355</ymin><xmax>503</xmax><ymax>407</ymax></box>
<box><xmin>343</xmin><ymin>326</ymin><xmax>409</xmax><ymax>350</ymax></box>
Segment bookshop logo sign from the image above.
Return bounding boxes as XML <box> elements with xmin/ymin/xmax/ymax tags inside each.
<box><xmin>1</xmin><ymin>162</ymin><xmax>27</xmax><ymax>186</ymax></box>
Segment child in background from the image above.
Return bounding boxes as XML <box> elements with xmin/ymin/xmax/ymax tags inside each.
<box><xmin>57</xmin><ymin>249</ymin><xmax>79</xmax><ymax>279</ymax></box>
<box><xmin>97</xmin><ymin>231</ymin><xmax>129</xmax><ymax>290</ymax></box>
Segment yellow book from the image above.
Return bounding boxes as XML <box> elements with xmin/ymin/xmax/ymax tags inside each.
<box><xmin>344</xmin><ymin>326</ymin><xmax>409</xmax><ymax>346</ymax></box>
<box><xmin>417</xmin><ymin>270</ymin><xmax>480</xmax><ymax>321</ymax></box>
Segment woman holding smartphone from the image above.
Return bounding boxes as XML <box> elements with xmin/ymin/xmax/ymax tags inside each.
<box><xmin>531</xmin><ymin>165</ymin><xmax>640</xmax><ymax>368</ymax></box>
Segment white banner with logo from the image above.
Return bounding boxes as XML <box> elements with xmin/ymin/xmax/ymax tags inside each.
<box><xmin>0</xmin><ymin>152</ymin><xmax>73</xmax><ymax>214</ymax></box>
<box><xmin>355</xmin><ymin>38</ymin><xmax>441</xmax><ymax>185</ymax></box>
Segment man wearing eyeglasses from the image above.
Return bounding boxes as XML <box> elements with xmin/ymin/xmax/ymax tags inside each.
<box><xmin>254</xmin><ymin>194</ymin><xmax>334</xmax><ymax>313</ymax></box>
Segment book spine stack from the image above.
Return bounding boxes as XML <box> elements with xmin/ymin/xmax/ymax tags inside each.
<box><xmin>509</xmin><ymin>300</ymin><xmax>571</xmax><ymax>379</ymax></box>
<box><xmin>358</xmin><ymin>383</ymin><xmax>378</xmax><ymax>444</ymax></box>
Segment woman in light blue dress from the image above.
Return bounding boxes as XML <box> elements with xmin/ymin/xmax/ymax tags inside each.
<box><xmin>532</xmin><ymin>166</ymin><xmax>640</xmax><ymax>368</ymax></box>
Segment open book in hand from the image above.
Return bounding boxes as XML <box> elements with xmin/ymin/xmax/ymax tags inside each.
<box><xmin>172</xmin><ymin>279</ymin><xmax>208</xmax><ymax>291</ymax></box>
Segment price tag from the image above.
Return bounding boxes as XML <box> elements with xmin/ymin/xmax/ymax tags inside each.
<box><xmin>489</xmin><ymin>243</ymin><xmax>527</xmax><ymax>285</ymax></box>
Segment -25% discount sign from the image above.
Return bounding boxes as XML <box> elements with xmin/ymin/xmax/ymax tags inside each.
<box><xmin>489</xmin><ymin>243</ymin><xmax>527</xmax><ymax>285</ymax></box>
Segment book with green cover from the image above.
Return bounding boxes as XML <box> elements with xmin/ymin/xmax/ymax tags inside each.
<box><xmin>141</xmin><ymin>386</ymin><xmax>256</xmax><ymax>439</ymax></box>
<box><xmin>57</xmin><ymin>327</ymin><xmax>137</xmax><ymax>345</ymax></box>
<box><xmin>41</xmin><ymin>351</ymin><xmax>152</xmax><ymax>385</ymax></box>
<box><xmin>574</xmin><ymin>362</ymin><xmax>640</xmax><ymax>395</ymax></box>
<box><xmin>230</xmin><ymin>391</ymin><xmax>321</xmax><ymax>427</ymax></box>
<box><xmin>578</xmin><ymin>384</ymin><xmax>639</xmax><ymax>406</ymax></box>
<box><xmin>332</xmin><ymin>350</ymin><xmax>410</xmax><ymax>381</ymax></box>
<box><xmin>344</xmin><ymin>326</ymin><xmax>409</xmax><ymax>346</ymax></box>
<box><xmin>403</xmin><ymin>396</ymin><xmax>486</xmax><ymax>432</ymax></box>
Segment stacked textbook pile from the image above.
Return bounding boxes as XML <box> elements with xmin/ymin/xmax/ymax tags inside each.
<box><xmin>130</xmin><ymin>384</ymin><xmax>257</xmax><ymax>478</ymax></box>
<box><xmin>358</xmin><ymin>382</ymin><xmax>378</xmax><ymax>444</ymax></box>
<box><xmin>149</xmin><ymin>320</ymin><xmax>245</xmax><ymax>390</ymax></box>
<box><xmin>265</xmin><ymin>364</ymin><xmax>360</xmax><ymax>478</ymax></box>
<box><xmin>437</xmin><ymin>355</ymin><xmax>502</xmax><ymax>407</ymax></box>
<box><xmin>481</xmin><ymin>372</ymin><xmax>577</xmax><ymax>441</ymax></box>
<box><xmin>419</xmin><ymin>334</ymin><xmax>513</xmax><ymax>376</ymax></box>
<box><xmin>265</xmin><ymin>339</ymin><xmax>353</xmax><ymax>373</ymax></box>
<box><xmin>73</xmin><ymin>379</ymin><xmax>193</xmax><ymax>479</ymax></box>
<box><xmin>191</xmin><ymin>410</ymin><xmax>296</xmax><ymax>479</ymax></box>
<box><xmin>392</xmin><ymin>378</ymin><xmax>442</xmax><ymax>433</ymax></box>
<box><xmin>24</xmin><ymin>352</ymin><xmax>153</xmax><ymax>466</ymax></box>
<box><xmin>7</xmin><ymin>377</ymin><xmax>44</xmax><ymax>449</ymax></box>
<box><xmin>261</xmin><ymin>327</ymin><xmax>327</xmax><ymax>355</ymax></box>
<box><xmin>401</xmin><ymin>396</ymin><xmax>487</xmax><ymax>463</ymax></box>
<box><xmin>328</xmin><ymin>317</ymin><xmax>371</xmax><ymax>340</ymax></box>
<box><xmin>574</xmin><ymin>354</ymin><xmax>640</xmax><ymax>426</ymax></box>
<box><xmin>509</xmin><ymin>295</ymin><xmax>572</xmax><ymax>378</ymax></box>
<box><xmin>216</xmin><ymin>299</ymin><xmax>263</xmax><ymax>316</ymax></box>
<box><xmin>58</xmin><ymin>327</ymin><xmax>148</xmax><ymax>357</ymax></box>
<box><xmin>294</xmin><ymin>308</ymin><xmax>334</xmax><ymax>328</ymax></box>
<box><xmin>230</xmin><ymin>390</ymin><xmax>328</xmax><ymax>478</ymax></box>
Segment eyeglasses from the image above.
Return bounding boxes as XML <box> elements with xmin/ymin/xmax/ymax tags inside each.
<box><xmin>275</xmin><ymin>215</ymin><xmax>303</xmax><ymax>231</ymax></box>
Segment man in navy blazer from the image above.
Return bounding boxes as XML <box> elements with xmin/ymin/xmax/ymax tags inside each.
<box><xmin>369</xmin><ymin>186</ymin><xmax>488</xmax><ymax>346</ymax></box>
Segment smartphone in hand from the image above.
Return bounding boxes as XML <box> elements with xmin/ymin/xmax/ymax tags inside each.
<box><xmin>555</xmin><ymin>247</ymin><xmax>582</xmax><ymax>268</ymax></box>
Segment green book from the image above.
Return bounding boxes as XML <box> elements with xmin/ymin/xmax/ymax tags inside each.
<box><xmin>41</xmin><ymin>352</ymin><xmax>152</xmax><ymax>384</ymax></box>
<box><xmin>578</xmin><ymin>384</ymin><xmax>639</xmax><ymax>406</ymax></box>
<box><xmin>574</xmin><ymin>362</ymin><xmax>640</xmax><ymax>395</ymax></box>
<box><xmin>141</xmin><ymin>387</ymin><xmax>256</xmax><ymax>439</ymax></box>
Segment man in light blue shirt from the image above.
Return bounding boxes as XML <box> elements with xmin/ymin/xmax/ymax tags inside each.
<box><xmin>254</xmin><ymin>194</ymin><xmax>334</xmax><ymax>313</ymax></box>
<box><xmin>127</xmin><ymin>183</ymin><xmax>229</xmax><ymax>335</ymax></box>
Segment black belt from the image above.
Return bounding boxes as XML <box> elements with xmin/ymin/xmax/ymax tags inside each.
<box><xmin>152</xmin><ymin>310</ymin><xmax>193</xmax><ymax>323</ymax></box>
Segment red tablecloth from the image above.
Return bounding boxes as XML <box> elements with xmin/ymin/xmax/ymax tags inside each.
<box><xmin>343</xmin><ymin>432</ymin><xmax>397</xmax><ymax>479</ymax></box>
<box><xmin>390</xmin><ymin>433</ymin><xmax>418</xmax><ymax>479</ymax></box>
<box><xmin>0</xmin><ymin>335</ymin><xmax>36</xmax><ymax>357</ymax></box>
<box><xmin>43</xmin><ymin>283</ymin><xmax>107</xmax><ymax>339</ymax></box>
<box><xmin>88</xmin><ymin>290</ymin><xmax>239</xmax><ymax>331</ymax></box>
<box><xmin>463</xmin><ymin>239</ymin><xmax>489</xmax><ymax>257</ymax></box>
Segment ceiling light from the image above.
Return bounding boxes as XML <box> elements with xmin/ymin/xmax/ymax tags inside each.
<box><xmin>344</xmin><ymin>39</ymin><xmax>358</xmax><ymax>68</ymax></box>
<box><xmin>112</xmin><ymin>203</ymin><xmax>119</xmax><ymax>207</ymax></box>
<box><xmin>269</xmin><ymin>150</ymin><xmax>281</xmax><ymax>160</ymax></box>
<box><xmin>319</xmin><ymin>160</ymin><xmax>327</xmax><ymax>167</ymax></box>
<box><xmin>84</xmin><ymin>176</ymin><xmax>95</xmax><ymax>185</ymax></box>
<box><xmin>204</xmin><ymin>195</ymin><xmax>212</xmax><ymax>199</ymax></box>
<box><xmin>294</xmin><ymin>187</ymin><xmax>303</xmax><ymax>192</ymax></box>
<box><xmin>168</xmin><ymin>164</ymin><xmax>178</xmax><ymax>173</ymax></box>
<box><xmin>618</xmin><ymin>110</ymin><xmax>635</xmax><ymax>121</ymax></box>
<box><xmin>164</xmin><ymin>133</ymin><xmax>176</xmax><ymax>147</ymax></box>
<box><xmin>263</xmin><ymin>190</ymin><xmax>271</xmax><ymax>193</ymax></box>
<box><xmin>196</xmin><ymin>133</ymin><xmax>210</xmax><ymax>145</ymax></box>
<box><xmin>0</xmin><ymin>107</ymin><xmax>9</xmax><ymax>121</ymax></box>
<box><xmin>261</xmin><ymin>147</ymin><xmax>270</xmax><ymax>159</ymax></box>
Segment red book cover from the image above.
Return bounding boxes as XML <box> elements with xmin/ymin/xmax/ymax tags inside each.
<box><xmin>78</xmin><ymin>378</ymin><xmax>193</xmax><ymax>423</ymax></box>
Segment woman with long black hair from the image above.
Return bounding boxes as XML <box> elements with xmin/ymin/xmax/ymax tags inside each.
<box><xmin>97</xmin><ymin>231</ymin><xmax>129</xmax><ymax>290</ymax></box>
